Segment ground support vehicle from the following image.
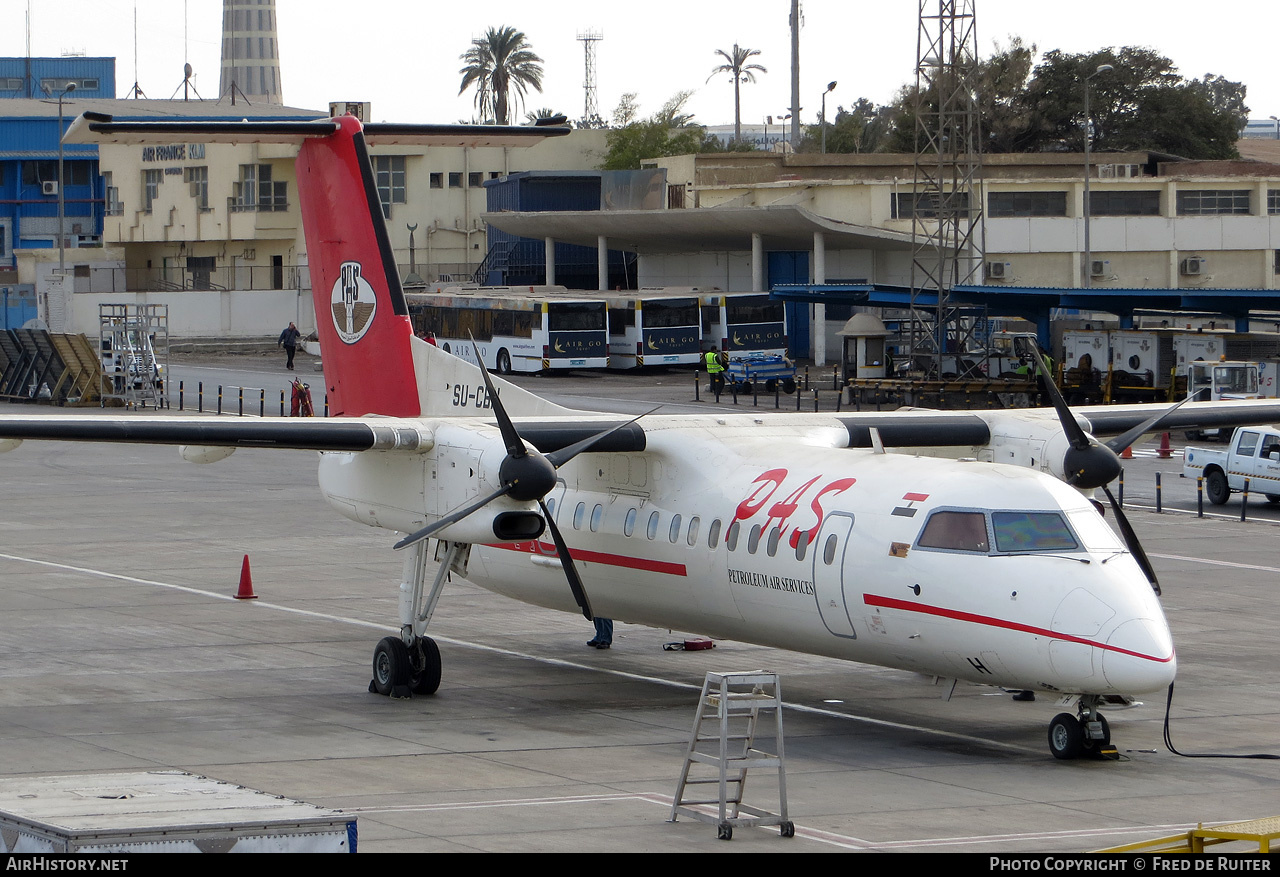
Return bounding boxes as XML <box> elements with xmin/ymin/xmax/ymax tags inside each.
<box><xmin>1182</xmin><ymin>425</ymin><xmax>1280</xmax><ymax>505</ymax></box>
<box><xmin>724</xmin><ymin>354</ymin><xmax>797</xmax><ymax>395</ymax></box>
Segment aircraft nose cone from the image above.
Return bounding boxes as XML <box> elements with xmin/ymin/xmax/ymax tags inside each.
<box><xmin>1101</xmin><ymin>617</ymin><xmax>1176</xmax><ymax>693</ymax></box>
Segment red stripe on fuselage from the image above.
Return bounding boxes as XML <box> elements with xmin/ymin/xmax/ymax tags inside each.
<box><xmin>488</xmin><ymin>541</ymin><xmax>687</xmax><ymax>576</ymax></box>
<box><xmin>863</xmin><ymin>593</ymin><xmax>1173</xmax><ymax>663</ymax></box>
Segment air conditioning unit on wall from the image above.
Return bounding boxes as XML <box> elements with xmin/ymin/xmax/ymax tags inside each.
<box><xmin>41</xmin><ymin>181</ymin><xmax>58</xmax><ymax>196</ymax></box>
<box><xmin>1090</xmin><ymin>260</ymin><xmax>1109</xmax><ymax>277</ymax></box>
<box><xmin>1180</xmin><ymin>256</ymin><xmax>1205</xmax><ymax>276</ymax></box>
<box><xmin>985</xmin><ymin>261</ymin><xmax>1008</xmax><ymax>280</ymax></box>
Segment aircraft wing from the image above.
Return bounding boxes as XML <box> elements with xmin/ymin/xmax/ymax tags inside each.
<box><xmin>0</xmin><ymin>414</ymin><xmax>646</xmax><ymax>455</ymax></box>
<box><xmin>833</xmin><ymin>399</ymin><xmax>1280</xmax><ymax>448</ymax></box>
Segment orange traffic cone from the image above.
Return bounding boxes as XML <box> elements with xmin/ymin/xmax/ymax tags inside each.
<box><xmin>1120</xmin><ymin>445</ymin><xmax>1133</xmax><ymax>459</ymax></box>
<box><xmin>235</xmin><ymin>554</ymin><xmax>258</xmax><ymax>599</ymax></box>
<box><xmin>1157</xmin><ymin>431</ymin><xmax>1173</xmax><ymax>459</ymax></box>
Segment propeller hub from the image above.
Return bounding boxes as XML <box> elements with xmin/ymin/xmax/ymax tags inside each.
<box><xmin>1064</xmin><ymin>442</ymin><xmax>1123</xmax><ymax>490</ymax></box>
<box><xmin>500</xmin><ymin>451</ymin><xmax>557</xmax><ymax>502</ymax></box>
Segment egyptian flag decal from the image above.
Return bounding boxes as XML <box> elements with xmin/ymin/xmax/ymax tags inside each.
<box><xmin>892</xmin><ymin>492</ymin><xmax>929</xmax><ymax>517</ymax></box>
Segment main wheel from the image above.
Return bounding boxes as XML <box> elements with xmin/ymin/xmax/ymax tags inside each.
<box><xmin>372</xmin><ymin>636</ymin><xmax>411</xmax><ymax>696</ymax></box>
<box><xmin>1205</xmin><ymin>469</ymin><xmax>1230</xmax><ymax>506</ymax></box>
<box><xmin>1048</xmin><ymin>712</ymin><xmax>1085</xmax><ymax>760</ymax></box>
<box><xmin>410</xmin><ymin>636</ymin><xmax>442</xmax><ymax>695</ymax></box>
<box><xmin>496</xmin><ymin>349</ymin><xmax>512</xmax><ymax>375</ymax></box>
<box><xmin>782</xmin><ymin>378</ymin><xmax>797</xmax><ymax>395</ymax></box>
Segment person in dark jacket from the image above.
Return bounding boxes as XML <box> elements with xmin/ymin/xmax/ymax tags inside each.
<box><xmin>278</xmin><ymin>322</ymin><xmax>301</xmax><ymax>370</ymax></box>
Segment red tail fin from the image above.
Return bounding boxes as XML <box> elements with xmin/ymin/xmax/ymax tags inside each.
<box><xmin>296</xmin><ymin>116</ymin><xmax>418</xmax><ymax>417</ymax></box>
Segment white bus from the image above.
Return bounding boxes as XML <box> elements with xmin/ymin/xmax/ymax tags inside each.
<box><xmin>405</xmin><ymin>287</ymin><xmax>608</xmax><ymax>374</ymax></box>
<box><xmin>604</xmin><ymin>289</ymin><xmax>703</xmax><ymax>369</ymax></box>
<box><xmin>700</xmin><ymin>293</ymin><xmax>788</xmax><ymax>357</ymax></box>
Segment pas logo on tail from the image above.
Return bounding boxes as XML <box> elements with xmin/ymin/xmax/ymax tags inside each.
<box><xmin>332</xmin><ymin>261</ymin><xmax>377</xmax><ymax>345</ymax></box>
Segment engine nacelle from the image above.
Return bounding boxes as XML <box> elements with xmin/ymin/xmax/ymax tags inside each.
<box><xmin>433</xmin><ymin>508</ymin><xmax>545</xmax><ymax>545</ymax></box>
<box><xmin>179</xmin><ymin>445</ymin><xmax>236</xmax><ymax>464</ymax></box>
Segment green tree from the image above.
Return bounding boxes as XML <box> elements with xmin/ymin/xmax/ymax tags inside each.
<box><xmin>602</xmin><ymin>92</ymin><xmax>719</xmax><ymax>170</ymax></box>
<box><xmin>458</xmin><ymin>26</ymin><xmax>544</xmax><ymax>125</ymax></box>
<box><xmin>797</xmin><ymin>97</ymin><xmax>894</xmax><ymax>153</ymax></box>
<box><xmin>876</xmin><ymin>43</ymin><xmax>1246</xmax><ymax>159</ymax></box>
<box><xmin>707</xmin><ymin>44</ymin><xmax>766</xmax><ymax>144</ymax></box>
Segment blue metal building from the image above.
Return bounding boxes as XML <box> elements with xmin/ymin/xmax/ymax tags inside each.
<box><xmin>481</xmin><ymin>171</ymin><xmax>637</xmax><ymax>289</ymax></box>
<box><xmin>0</xmin><ymin>57</ymin><xmax>116</xmax><ymax>100</ymax></box>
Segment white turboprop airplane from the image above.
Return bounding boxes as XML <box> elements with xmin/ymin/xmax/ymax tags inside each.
<box><xmin>3</xmin><ymin>112</ymin><xmax>1280</xmax><ymax>761</ymax></box>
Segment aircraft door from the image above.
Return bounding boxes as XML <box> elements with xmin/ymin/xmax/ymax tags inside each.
<box><xmin>811</xmin><ymin>512</ymin><xmax>857</xmax><ymax>638</ymax></box>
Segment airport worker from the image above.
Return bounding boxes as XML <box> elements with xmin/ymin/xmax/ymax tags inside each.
<box><xmin>278</xmin><ymin>322</ymin><xmax>301</xmax><ymax>370</ymax></box>
<box><xmin>705</xmin><ymin>345</ymin><xmax>727</xmax><ymax>396</ymax></box>
<box><xmin>588</xmin><ymin>616</ymin><xmax>613</xmax><ymax>649</ymax></box>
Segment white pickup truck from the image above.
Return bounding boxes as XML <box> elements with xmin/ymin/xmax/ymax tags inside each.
<box><xmin>1182</xmin><ymin>426</ymin><xmax>1280</xmax><ymax>505</ymax></box>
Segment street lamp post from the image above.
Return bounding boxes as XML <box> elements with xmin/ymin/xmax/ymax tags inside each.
<box><xmin>56</xmin><ymin>82</ymin><xmax>76</xmax><ymax>274</ymax></box>
<box><xmin>820</xmin><ymin>81</ymin><xmax>837</xmax><ymax>154</ymax></box>
<box><xmin>1082</xmin><ymin>64</ymin><xmax>1112</xmax><ymax>289</ymax></box>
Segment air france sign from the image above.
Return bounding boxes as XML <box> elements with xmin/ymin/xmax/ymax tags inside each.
<box><xmin>141</xmin><ymin>143</ymin><xmax>207</xmax><ymax>162</ymax></box>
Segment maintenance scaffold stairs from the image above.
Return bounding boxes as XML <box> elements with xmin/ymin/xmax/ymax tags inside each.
<box><xmin>668</xmin><ymin>671</ymin><xmax>793</xmax><ymax>841</ymax></box>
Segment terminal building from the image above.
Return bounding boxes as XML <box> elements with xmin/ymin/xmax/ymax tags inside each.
<box><xmin>4</xmin><ymin>81</ymin><xmax>1280</xmax><ymax>349</ymax></box>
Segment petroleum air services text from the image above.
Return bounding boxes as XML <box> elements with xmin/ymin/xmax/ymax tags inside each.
<box><xmin>727</xmin><ymin>569</ymin><xmax>815</xmax><ymax>596</ymax></box>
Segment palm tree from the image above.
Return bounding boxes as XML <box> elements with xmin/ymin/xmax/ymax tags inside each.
<box><xmin>458</xmin><ymin>26</ymin><xmax>545</xmax><ymax>125</ymax></box>
<box><xmin>708</xmin><ymin>44</ymin><xmax>766</xmax><ymax>143</ymax></box>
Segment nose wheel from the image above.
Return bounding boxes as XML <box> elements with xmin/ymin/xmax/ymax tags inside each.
<box><xmin>1048</xmin><ymin>703</ymin><xmax>1113</xmax><ymax>760</ymax></box>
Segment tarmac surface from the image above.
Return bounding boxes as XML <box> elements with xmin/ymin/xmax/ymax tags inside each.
<box><xmin>0</xmin><ymin>350</ymin><xmax>1277</xmax><ymax>853</ymax></box>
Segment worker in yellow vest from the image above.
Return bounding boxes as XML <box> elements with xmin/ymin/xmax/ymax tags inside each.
<box><xmin>705</xmin><ymin>345</ymin><xmax>728</xmax><ymax>396</ymax></box>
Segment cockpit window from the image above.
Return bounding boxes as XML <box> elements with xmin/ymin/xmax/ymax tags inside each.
<box><xmin>917</xmin><ymin>511</ymin><xmax>989</xmax><ymax>552</ymax></box>
<box><xmin>991</xmin><ymin>512</ymin><xmax>1078</xmax><ymax>553</ymax></box>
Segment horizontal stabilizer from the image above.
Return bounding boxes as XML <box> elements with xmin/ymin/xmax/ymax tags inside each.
<box><xmin>64</xmin><ymin>113</ymin><xmax>571</xmax><ymax>147</ymax></box>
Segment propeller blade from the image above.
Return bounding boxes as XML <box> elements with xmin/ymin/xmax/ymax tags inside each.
<box><xmin>545</xmin><ymin>406</ymin><xmax>659</xmax><ymax>469</ymax></box>
<box><xmin>1104</xmin><ymin>389</ymin><xmax>1204</xmax><ymax>455</ymax></box>
<box><xmin>1026</xmin><ymin>338</ymin><xmax>1091</xmax><ymax>450</ymax></box>
<box><xmin>539</xmin><ymin>499</ymin><xmax>594</xmax><ymax>620</ymax></box>
<box><xmin>393</xmin><ymin>483</ymin><xmax>514</xmax><ymax>550</ymax></box>
<box><xmin>467</xmin><ymin>331</ymin><xmax>526</xmax><ymax>460</ymax></box>
<box><xmin>1026</xmin><ymin>338</ymin><xmax>1122</xmax><ymax>489</ymax></box>
<box><xmin>1101</xmin><ymin>485</ymin><xmax>1161</xmax><ymax>595</ymax></box>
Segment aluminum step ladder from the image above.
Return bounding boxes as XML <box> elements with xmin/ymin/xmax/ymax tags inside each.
<box><xmin>669</xmin><ymin>670</ymin><xmax>793</xmax><ymax>841</ymax></box>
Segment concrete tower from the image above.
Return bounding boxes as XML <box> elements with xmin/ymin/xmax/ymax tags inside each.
<box><xmin>219</xmin><ymin>0</ymin><xmax>283</xmax><ymax>105</ymax></box>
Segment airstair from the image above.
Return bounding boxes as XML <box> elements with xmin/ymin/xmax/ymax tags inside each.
<box><xmin>669</xmin><ymin>671</ymin><xmax>793</xmax><ymax>841</ymax></box>
<box><xmin>99</xmin><ymin>304</ymin><xmax>168</xmax><ymax>408</ymax></box>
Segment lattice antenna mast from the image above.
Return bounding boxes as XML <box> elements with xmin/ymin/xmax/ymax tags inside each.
<box><xmin>578</xmin><ymin>30</ymin><xmax>604</xmax><ymax>128</ymax></box>
<box><xmin>906</xmin><ymin>0</ymin><xmax>986</xmax><ymax>373</ymax></box>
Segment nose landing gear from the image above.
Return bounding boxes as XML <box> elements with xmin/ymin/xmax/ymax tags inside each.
<box><xmin>1048</xmin><ymin>696</ymin><xmax>1115</xmax><ymax>760</ymax></box>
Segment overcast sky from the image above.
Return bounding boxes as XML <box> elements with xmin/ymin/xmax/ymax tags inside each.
<box><xmin>7</xmin><ymin>0</ymin><xmax>1278</xmax><ymax>129</ymax></box>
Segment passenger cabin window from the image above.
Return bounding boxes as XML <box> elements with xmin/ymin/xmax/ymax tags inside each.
<box><xmin>687</xmin><ymin>516</ymin><xmax>700</xmax><ymax>546</ymax></box>
<box><xmin>707</xmin><ymin>519</ymin><xmax>721</xmax><ymax>549</ymax></box>
<box><xmin>795</xmin><ymin>531</ymin><xmax>809</xmax><ymax>561</ymax></box>
<box><xmin>573</xmin><ymin>502</ymin><xmax>586</xmax><ymax>530</ymax></box>
<box><xmin>917</xmin><ymin>511</ymin><xmax>990</xmax><ymax>553</ymax></box>
<box><xmin>726</xmin><ymin>521</ymin><xmax>740</xmax><ymax>551</ymax></box>
<box><xmin>991</xmin><ymin>512</ymin><xmax>1078</xmax><ymax>553</ymax></box>
<box><xmin>766</xmin><ymin>528</ymin><xmax>781</xmax><ymax>556</ymax></box>
<box><xmin>590</xmin><ymin>504</ymin><xmax>603</xmax><ymax>532</ymax></box>
<box><xmin>647</xmin><ymin>511</ymin><xmax>660</xmax><ymax>540</ymax></box>
<box><xmin>624</xmin><ymin>508</ymin><xmax>637</xmax><ymax>537</ymax></box>
<box><xmin>669</xmin><ymin>514</ymin><xmax>682</xmax><ymax>543</ymax></box>
<box><xmin>747</xmin><ymin>524</ymin><xmax>762</xmax><ymax>554</ymax></box>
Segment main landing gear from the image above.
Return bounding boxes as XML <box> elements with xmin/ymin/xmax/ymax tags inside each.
<box><xmin>368</xmin><ymin>539</ymin><xmax>463</xmax><ymax>699</ymax></box>
<box><xmin>1047</xmin><ymin>696</ymin><xmax>1115</xmax><ymax>760</ymax></box>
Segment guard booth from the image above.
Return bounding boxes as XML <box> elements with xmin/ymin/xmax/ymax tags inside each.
<box><xmin>837</xmin><ymin>313</ymin><xmax>891</xmax><ymax>382</ymax></box>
